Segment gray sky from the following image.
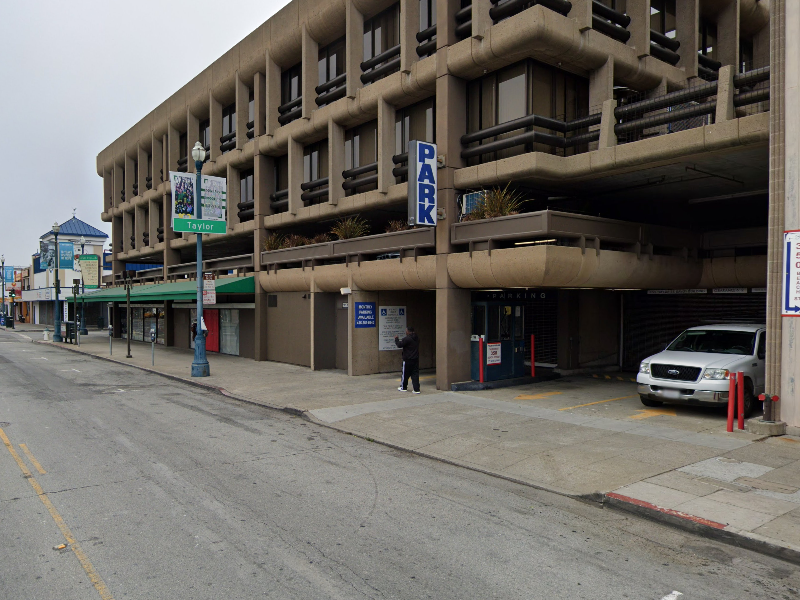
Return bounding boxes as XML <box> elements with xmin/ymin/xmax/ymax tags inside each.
<box><xmin>0</xmin><ymin>0</ymin><xmax>282</xmax><ymax>267</ymax></box>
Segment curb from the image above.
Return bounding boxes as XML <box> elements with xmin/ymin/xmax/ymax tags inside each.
<box><xmin>34</xmin><ymin>339</ymin><xmax>800</xmax><ymax>565</ymax></box>
<box><xmin>604</xmin><ymin>492</ymin><xmax>800</xmax><ymax>566</ymax></box>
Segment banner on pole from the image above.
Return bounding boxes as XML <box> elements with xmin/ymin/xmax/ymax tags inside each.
<box><xmin>170</xmin><ymin>172</ymin><xmax>227</xmax><ymax>234</ymax></box>
<box><xmin>59</xmin><ymin>242</ymin><xmax>74</xmax><ymax>270</ymax></box>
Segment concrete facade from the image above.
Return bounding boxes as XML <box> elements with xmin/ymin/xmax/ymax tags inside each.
<box><xmin>96</xmin><ymin>0</ymin><xmax>776</xmax><ymax>392</ymax></box>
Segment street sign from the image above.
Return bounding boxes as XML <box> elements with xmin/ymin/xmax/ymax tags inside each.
<box><xmin>407</xmin><ymin>140</ymin><xmax>437</xmax><ymax>227</ymax></box>
<box><xmin>79</xmin><ymin>254</ymin><xmax>100</xmax><ymax>289</ymax></box>
<box><xmin>202</xmin><ymin>273</ymin><xmax>216</xmax><ymax>305</ymax></box>
<box><xmin>783</xmin><ymin>231</ymin><xmax>800</xmax><ymax>316</ymax></box>
<box><xmin>170</xmin><ymin>172</ymin><xmax>227</xmax><ymax>234</ymax></box>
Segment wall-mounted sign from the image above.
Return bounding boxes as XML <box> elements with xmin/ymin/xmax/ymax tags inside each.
<box><xmin>170</xmin><ymin>172</ymin><xmax>227</xmax><ymax>234</ymax></box>
<box><xmin>79</xmin><ymin>254</ymin><xmax>100</xmax><ymax>289</ymax></box>
<box><xmin>407</xmin><ymin>141</ymin><xmax>437</xmax><ymax>227</ymax></box>
<box><xmin>486</xmin><ymin>343</ymin><xmax>502</xmax><ymax>365</ymax></box>
<box><xmin>379</xmin><ymin>306</ymin><xmax>406</xmax><ymax>351</ymax></box>
<box><xmin>783</xmin><ymin>231</ymin><xmax>800</xmax><ymax>316</ymax></box>
<box><xmin>354</xmin><ymin>302</ymin><xmax>376</xmax><ymax>328</ymax></box>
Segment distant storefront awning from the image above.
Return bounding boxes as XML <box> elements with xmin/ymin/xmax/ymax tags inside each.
<box><xmin>78</xmin><ymin>276</ymin><xmax>255</xmax><ymax>303</ymax></box>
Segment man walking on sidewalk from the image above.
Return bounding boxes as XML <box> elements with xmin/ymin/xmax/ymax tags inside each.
<box><xmin>395</xmin><ymin>326</ymin><xmax>421</xmax><ymax>394</ymax></box>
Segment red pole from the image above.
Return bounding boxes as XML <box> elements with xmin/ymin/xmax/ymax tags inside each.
<box><xmin>727</xmin><ymin>373</ymin><xmax>735</xmax><ymax>432</ymax></box>
<box><xmin>479</xmin><ymin>335</ymin><xmax>485</xmax><ymax>383</ymax></box>
<box><xmin>737</xmin><ymin>371</ymin><xmax>745</xmax><ymax>430</ymax></box>
<box><xmin>530</xmin><ymin>334</ymin><xmax>535</xmax><ymax>378</ymax></box>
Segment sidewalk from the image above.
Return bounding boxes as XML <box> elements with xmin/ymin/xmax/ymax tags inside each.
<box><xmin>24</xmin><ymin>329</ymin><xmax>800</xmax><ymax>564</ymax></box>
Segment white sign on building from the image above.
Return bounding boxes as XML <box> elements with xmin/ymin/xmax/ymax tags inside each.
<box><xmin>783</xmin><ymin>231</ymin><xmax>800</xmax><ymax>316</ymax></box>
<box><xmin>379</xmin><ymin>306</ymin><xmax>407</xmax><ymax>351</ymax></box>
<box><xmin>487</xmin><ymin>343</ymin><xmax>502</xmax><ymax>365</ymax></box>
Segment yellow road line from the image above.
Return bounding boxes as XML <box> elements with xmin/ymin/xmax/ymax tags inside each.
<box><xmin>19</xmin><ymin>443</ymin><xmax>46</xmax><ymax>474</ymax></box>
<box><xmin>558</xmin><ymin>395</ymin><xmax>637</xmax><ymax>411</ymax></box>
<box><xmin>514</xmin><ymin>392</ymin><xmax>562</xmax><ymax>400</ymax></box>
<box><xmin>0</xmin><ymin>427</ymin><xmax>114</xmax><ymax>600</ymax></box>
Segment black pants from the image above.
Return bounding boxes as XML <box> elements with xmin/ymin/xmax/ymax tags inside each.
<box><xmin>401</xmin><ymin>359</ymin><xmax>420</xmax><ymax>392</ymax></box>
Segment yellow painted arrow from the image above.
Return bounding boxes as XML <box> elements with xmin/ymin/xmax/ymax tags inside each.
<box><xmin>515</xmin><ymin>391</ymin><xmax>562</xmax><ymax>400</ymax></box>
<box><xmin>629</xmin><ymin>407</ymin><xmax>678</xmax><ymax>420</ymax></box>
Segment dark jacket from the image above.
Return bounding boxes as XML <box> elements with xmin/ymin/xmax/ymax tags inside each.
<box><xmin>395</xmin><ymin>332</ymin><xmax>420</xmax><ymax>361</ymax></box>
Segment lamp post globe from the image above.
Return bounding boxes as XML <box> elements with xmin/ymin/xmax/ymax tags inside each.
<box><xmin>191</xmin><ymin>141</ymin><xmax>209</xmax><ymax>377</ymax></box>
<box><xmin>52</xmin><ymin>221</ymin><xmax>62</xmax><ymax>342</ymax></box>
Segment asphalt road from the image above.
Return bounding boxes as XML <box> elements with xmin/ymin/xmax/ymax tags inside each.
<box><xmin>1</xmin><ymin>330</ymin><xmax>798</xmax><ymax>600</ymax></box>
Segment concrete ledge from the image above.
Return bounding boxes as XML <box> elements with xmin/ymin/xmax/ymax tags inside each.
<box><xmin>451</xmin><ymin>372</ymin><xmax>560</xmax><ymax>391</ymax></box>
<box><xmin>745</xmin><ymin>418</ymin><xmax>787</xmax><ymax>436</ymax></box>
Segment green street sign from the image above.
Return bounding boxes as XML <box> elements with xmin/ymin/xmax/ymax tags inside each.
<box><xmin>173</xmin><ymin>218</ymin><xmax>227</xmax><ymax>234</ymax></box>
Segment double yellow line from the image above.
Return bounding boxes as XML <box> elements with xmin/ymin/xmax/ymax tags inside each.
<box><xmin>0</xmin><ymin>426</ymin><xmax>114</xmax><ymax>600</ymax></box>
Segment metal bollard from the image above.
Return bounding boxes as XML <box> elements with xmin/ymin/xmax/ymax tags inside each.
<box><xmin>727</xmin><ymin>373</ymin><xmax>736</xmax><ymax>432</ymax></box>
<box><xmin>108</xmin><ymin>325</ymin><xmax>113</xmax><ymax>356</ymax></box>
<box><xmin>479</xmin><ymin>335</ymin><xmax>485</xmax><ymax>383</ymax></box>
<box><xmin>530</xmin><ymin>334</ymin><xmax>535</xmax><ymax>378</ymax></box>
<box><xmin>737</xmin><ymin>371</ymin><xmax>745</xmax><ymax>430</ymax></box>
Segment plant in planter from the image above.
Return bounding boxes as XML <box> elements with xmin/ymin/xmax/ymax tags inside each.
<box><xmin>330</xmin><ymin>216</ymin><xmax>370</xmax><ymax>240</ymax></box>
<box><xmin>263</xmin><ymin>234</ymin><xmax>286</xmax><ymax>251</ymax></box>
<box><xmin>310</xmin><ymin>233</ymin><xmax>332</xmax><ymax>244</ymax></box>
<box><xmin>462</xmin><ymin>184</ymin><xmax>526</xmax><ymax>221</ymax></box>
<box><xmin>385</xmin><ymin>220</ymin><xmax>410</xmax><ymax>233</ymax></box>
<box><xmin>283</xmin><ymin>234</ymin><xmax>311</xmax><ymax>248</ymax></box>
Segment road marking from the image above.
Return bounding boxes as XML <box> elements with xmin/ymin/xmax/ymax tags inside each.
<box><xmin>32</xmin><ymin>357</ymin><xmax>48</xmax><ymax>360</ymax></box>
<box><xmin>0</xmin><ymin>427</ymin><xmax>114</xmax><ymax>600</ymax></box>
<box><xmin>19</xmin><ymin>443</ymin><xmax>46</xmax><ymax>474</ymax></box>
<box><xmin>660</xmin><ymin>592</ymin><xmax>683</xmax><ymax>600</ymax></box>
<box><xmin>558</xmin><ymin>395</ymin><xmax>636</xmax><ymax>411</ymax></box>
<box><xmin>629</xmin><ymin>407</ymin><xmax>677</xmax><ymax>420</ymax></box>
<box><xmin>514</xmin><ymin>392</ymin><xmax>562</xmax><ymax>400</ymax></box>
<box><xmin>60</xmin><ymin>369</ymin><xmax>81</xmax><ymax>373</ymax></box>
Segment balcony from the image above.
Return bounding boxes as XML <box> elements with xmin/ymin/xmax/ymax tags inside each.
<box><xmin>167</xmin><ymin>254</ymin><xmax>254</xmax><ymax>278</ymax></box>
<box><xmin>416</xmin><ymin>25</ymin><xmax>436</xmax><ymax>57</ymax></box>
<box><xmin>590</xmin><ymin>1</ymin><xmax>629</xmax><ymax>44</ymax></box>
<box><xmin>220</xmin><ymin>131</ymin><xmax>236</xmax><ymax>154</ymax></box>
<box><xmin>278</xmin><ymin>97</ymin><xmax>302</xmax><ymax>126</ymax></box>
<box><xmin>301</xmin><ymin>177</ymin><xmax>329</xmax><ymax>205</ymax></box>
<box><xmin>342</xmin><ymin>162</ymin><xmax>378</xmax><ymax>192</ymax></box>
<box><xmin>455</xmin><ymin>2</ymin><xmax>471</xmax><ymax>40</ymax></box>
<box><xmin>360</xmin><ymin>44</ymin><xmax>400</xmax><ymax>85</ymax></box>
<box><xmin>177</xmin><ymin>156</ymin><xmax>188</xmax><ymax>173</ymax></box>
<box><xmin>315</xmin><ymin>73</ymin><xmax>347</xmax><ymax>107</ymax></box>
<box><xmin>237</xmin><ymin>200</ymin><xmax>254</xmax><ymax>222</ymax></box>
<box><xmin>270</xmin><ymin>189</ymin><xmax>288</xmax><ymax>213</ymax></box>
<box><xmin>650</xmin><ymin>30</ymin><xmax>680</xmax><ymax>66</ymax></box>
<box><xmin>490</xmin><ymin>0</ymin><xmax>571</xmax><ymax>25</ymax></box>
<box><xmin>261</xmin><ymin>227</ymin><xmax>436</xmax><ymax>270</ymax></box>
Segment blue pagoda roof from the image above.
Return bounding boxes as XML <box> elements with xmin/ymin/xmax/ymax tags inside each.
<box><xmin>41</xmin><ymin>217</ymin><xmax>108</xmax><ymax>239</ymax></box>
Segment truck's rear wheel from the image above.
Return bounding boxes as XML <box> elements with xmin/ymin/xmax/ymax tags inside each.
<box><xmin>640</xmin><ymin>395</ymin><xmax>663</xmax><ymax>407</ymax></box>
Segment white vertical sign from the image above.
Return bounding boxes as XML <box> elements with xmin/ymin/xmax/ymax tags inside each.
<box><xmin>783</xmin><ymin>231</ymin><xmax>800</xmax><ymax>316</ymax></box>
<box><xmin>379</xmin><ymin>306</ymin><xmax>407</xmax><ymax>351</ymax></box>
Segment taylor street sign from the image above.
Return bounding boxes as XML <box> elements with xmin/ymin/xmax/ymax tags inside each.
<box><xmin>170</xmin><ymin>172</ymin><xmax>227</xmax><ymax>234</ymax></box>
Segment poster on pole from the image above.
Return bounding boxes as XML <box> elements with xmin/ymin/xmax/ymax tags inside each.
<box><xmin>170</xmin><ymin>172</ymin><xmax>227</xmax><ymax>234</ymax></box>
<box><xmin>202</xmin><ymin>273</ymin><xmax>216</xmax><ymax>305</ymax></box>
<box><xmin>783</xmin><ymin>231</ymin><xmax>800</xmax><ymax>316</ymax></box>
<box><xmin>79</xmin><ymin>254</ymin><xmax>100</xmax><ymax>289</ymax></box>
<box><xmin>379</xmin><ymin>306</ymin><xmax>407</xmax><ymax>350</ymax></box>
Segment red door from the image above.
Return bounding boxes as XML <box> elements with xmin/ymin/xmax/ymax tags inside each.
<box><xmin>204</xmin><ymin>309</ymin><xmax>220</xmax><ymax>352</ymax></box>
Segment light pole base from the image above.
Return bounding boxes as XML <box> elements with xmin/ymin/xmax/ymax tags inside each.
<box><xmin>79</xmin><ymin>328</ymin><xmax>89</xmax><ymax>336</ymax></box>
<box><xmin>191</xmin><ymin>361</ymin><xmax>210</xmax><ymax>377</ymax></box>
<box><xmin>53</xmin><ymin>334</ymin><xmax>63</xmax><ymax>343</ymax></box>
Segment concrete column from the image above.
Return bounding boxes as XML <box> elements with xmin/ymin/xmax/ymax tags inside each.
<box><xmin>329</xmin><ymin>120</ymin><xmax>345</xmax><ymax>205</ymax></box>
<box><xmin>137</xmin><ymin>145</ymin><xmax>149</xmax><ymax>197</ymax></box>
<box><xmin>598</xmin><ymin>99</ymin><xmax>617</xmax><ymax>149</ymax></box>
<box><xmin>253</xmin><ymin>153</ymin><xmax>272</xmax><ymax>361</ymax></box>
<box><xmin>400</xmin><ymin>0</ymin><xmax>420</xmax><ymax>72</ymax></box>
<box><xmin>227</xmin><ymin>163</ymin><xmax>240</xmax><ymax>230</ymax></box>
<box><xmin>167</xmin><ymin>124</ymin><xmax>180</xmax><ymax>173</ymax></box>
<box><xmin>435</xmin><ymin>74</ymin><xmax>466</xmax><ymax>254</ymax></box>
<box><xmin>254</xmin><ymin>71</ymin><xmax>266</xmax><ymax>137</ymax></box>
<box><xmin>627</xmin><ymin>0</ymin><xmax>650</xmax><ymax>57</ymax></box>
<box><xmin>236</xmin><ymin>73</ymin><xmax>249</xmax><ymax>150</ymax></box>
<box><xmin>134</xmin><ymin>204</ymin><xmax>145</xmax><ymax>251</ymax></box>
<box><xmin>187</xmin><ymin>110</ymin><xmax>200</xmax><ymax>174</ymax></box>
<box><xmin>472</xmin><ymin>0</ymin><xmax>492</xmax><ymax>39</ymax></box>
<box><xmin>716</xmin><ymin>0</ymin><xmax>740</xmax><ymax>70</ymax></box>
<box><xmin>265</xmin><ymin>54</ymin><xmax>281</xmax><ymax>135</ymax></box>
<box><xmin>114</xmin><ymin>163</ymin><xmax>124</xmax><ymax>208</ymax></box>
<box><xmin>346</xmin><ymin>0</ymin><xmax>364</xmax><ymax>98</ymax></box>
<box><xmin>348</xmin><ymin>290</ymin><xmax>379</xmax><ymax>375</ymax></box>
<box><xmin>301</xmin><ymin>26</ymin><xmax>318</xmax><ymax>119</ymax></box>
<box><xmin>377</xmin><ymin>98</ymin><xmax>396</xmax><ymax>194</ymax></box>
<box><xmin>570</xmin><ymin>0</ymin><xmax>592</xmax><ymax>32</ymax></box>
<box><xmin>103</xmin><ymin>170</ymin><xmax>113</xmax><ymax>213</ymax></box>
<box><xmin>148</xmin><ymin>199</ymin><xmax>160</xmax><ymax>249</ymax></box>
<box><xmin>287</xmin><ymin>136</ymin><xmax>303</xmax><ymax>215</ymax></box>
<box><xmin>209</xmin><ymin>94</ymin><xmax>222</xmax><ymax>162</ymax></box>
<box><xmin>436</xmin><ymin>0</ymin><xmax>459</xmax><ymax>46</ymax></box>
<box><xmin>151</xmin><ymin>134</ymin><xmax>164</xmax><ymax>188</ymax></box>
<box><xmin>112</xmin><ymin>217</ymin><xmax>123</xmax><ymax>276</ymax></box>
<box><xmin>589</xmin><ymin>58</ymin><xmax>614</xmax><ymax>111</ymax></box>
<box><xmin>124</xmin><ymin>154</ymin><xmax>135</xmax><ymax>202</ymax></box>
<box><xmin>765</xmin><ymin>0</ymin><xmax>786</xmax><ymax>415</ymax></box>
<box><xmin>715</xmin><ymin>65</ymin><xmax>735</xmax><ymax>122</ymax></box>
<box><xmin>435</xmin><ymin>272</ymin><xmax>471</xmax><ymax>390</ymax></box>
<box><xmin>122</xmin><ymin>209</ymin><xmax>133</xmax><ymax>253</ymax></box>
<box><xmin>676</xmin><ymin>0</ymin><xmax>699</xmax><ymax>77</ymax></box>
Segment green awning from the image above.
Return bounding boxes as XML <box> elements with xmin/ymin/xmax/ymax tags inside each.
<box><xmin>78</xmin><ymin>276</ymin><xmax>255</xmax><ymax>303</ymax></box>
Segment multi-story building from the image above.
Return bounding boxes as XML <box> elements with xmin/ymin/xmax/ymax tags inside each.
<box><xmin>94</xmin><ymin>0</ymin><xmax>775</xmax><ymax>398</ymax></box>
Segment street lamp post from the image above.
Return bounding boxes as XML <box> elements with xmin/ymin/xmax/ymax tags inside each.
<box><xmin>79</xmin><ymin>235</ymin><xmax>88</xmax><ymax>335</ymax></box>
<box><xmin>52</xmin><ymin>222</ymin><xmax>63</xmax><ymax>343</ymax></box>
<box><xmin>1</xmin><ymin>254</ymin><xmax>5</xmax><ymax>324</ymax></box>
<box><xmin>191</xmin><ymin>142</ymin><xmax>210</xmax><ymax>377</ymax></box>
<box><xmin>125</xmin><ymin>271</ymin><xmax>132</xmax><ymax>358</ymax></box>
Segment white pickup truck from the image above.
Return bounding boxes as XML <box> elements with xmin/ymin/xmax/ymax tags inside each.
<box><xmin>636</xmin><ymin>324</ymin><xmax>766</xmax><ymax>417</ymax></box>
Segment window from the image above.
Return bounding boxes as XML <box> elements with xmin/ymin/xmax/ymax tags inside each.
<box><xmin>199</xmin><ymin>119</ymin><xmax>210</xmax><ymax>162</ymax></box>
<box><xmin>740</xmin><ymin>38</ymin><xmax>754</xmax><ymax>73</ymax></box>
<box><xmin>318</xmin><ymin>37</ymin><xmax>345</xmax><ymax>87</ymax></box>
<box><xmin>281</xmin><ymin>64</ymin><xmax>302</xmax><ymax>106</ymax></box>
<box><xmin>757</xmin><ymin>332</ymin><xmax>766</xmax><ymax>359</ymax></box>
<box><xmin>344</xmin><ymin>120</ymin><xmax>378</xmax><ymax>194</ymax></box>
<box><xmin>240</xmin><ymin>169</ymin><xmax>254</xmax><ymax>205</ymax></box>
<box><xmin>248</xmin><ymin>90</ymin><xmax>255</xmax><ymax>124</ymax></box>
<box><xmin>699</xmin><ymin>19</ymin><xmax>717</xmax><ymax>59</ymax></box>
<box><xmin>420</xmin><ymin>0</ymin><xmax>436</xmax><ymax>34</ymax></box>
<box><xmin>179</xmin><ymin>133</ymin><xmax>187</xmax><ymax>159</ymax></box>
<box><xmin>650</xmin><ymin>0</ymin><xmax>676</xmax><ymax>37</ymax></box>
<box><xmin>220</xmin><ymin>309</ymin><xmax>240</xmax><ymax>355</ymax></box>
<box><xmin>497</xmin><ymin>63</ymin><xmax>526</xmax><ymax>124</ymax></box>
<box><xmin>303</xmin><ymin>142</ymin><xmax>328</xmax><ymax>184</ymax></box>
<box><xmin>275</xmin><ymin>156</ymin><xmax>288</xmax><ymax>192</ymax></box>
<box><xmin>363</xmin><ymin>5</ymin><xmax>400</xmax><ymax>82</ymax></box>
<box><xmin>395</xmin><ymin>98</ymin><xmax>436</xmax><ymax>182</ymax></box>
<box><xmin>222</xmin><ymin>103</ymin><xmax>236</xmax><ymax>137</ymax></box>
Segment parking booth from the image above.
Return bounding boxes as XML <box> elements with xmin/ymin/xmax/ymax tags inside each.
<box><xmin>470</xmin><ymin>295</ymin><xmax>526</xmax><ymax>381</ymax></box>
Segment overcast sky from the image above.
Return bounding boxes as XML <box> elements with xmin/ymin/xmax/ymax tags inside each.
<box><xmin>0</xmin><ymin>1</ymin><xmax>282</xmax><ymax>267</ymax></box>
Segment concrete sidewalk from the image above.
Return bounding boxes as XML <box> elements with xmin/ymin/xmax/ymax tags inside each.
<box><xmin>22</xmin><ymin>329</ymin><xmax>800</xmax><ymax>564</ymax></box>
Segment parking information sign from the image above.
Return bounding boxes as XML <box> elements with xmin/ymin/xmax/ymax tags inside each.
<box><xmin>407</xmin><ymin>140</ymin><xmax>437</xmax><ymax>227</ymax></box>
<box><xmin>783</xmin><ymin>231</ymin><xmax>800</xmax><ymax>316</ymax></box>
<box><xmin>486</xmin><ymin>343</ymin><xmax>501</xmax><ymax>365</ymax></box>
<box><xmin>170</xmin><ymin>172</ymin><xmax>227</xmax><ymax>234</ymax></box>
<box><xmin>354</xmin><ymin>302</ymin><xmax>376</xmax><ymax>328</ymax></box>
<box><xmin>379</xmin><ymin>306</ymin><xmax>406</xmax><ymax>350</ymax></box>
